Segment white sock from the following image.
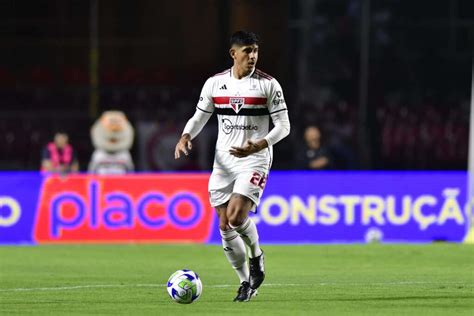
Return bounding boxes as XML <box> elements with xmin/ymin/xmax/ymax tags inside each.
<box><xmin>232</xmin><ymin>217</ymin><xmax>262</xmax><ymax>258</ymax></box>
<box><xmin>220</xmin><ymin>228</ymin><xmax>249</xmax><ymax>283</ymax></box>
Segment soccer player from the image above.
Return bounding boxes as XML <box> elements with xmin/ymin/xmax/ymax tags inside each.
<box><xmin>174</xmin><ymin>31</ymin><xmax>290</xmax><ymax>302</ymax></box>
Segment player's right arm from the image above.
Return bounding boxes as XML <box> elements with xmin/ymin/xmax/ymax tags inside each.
<box><xmin>175</xmin><ymin>78</ymin><xmax>215</xmax><ymax>159</ymax></box>
<box><xmin>175</xmin><ymin>133</ymin><xmax>193</xmax><ymax>159</ymax></box>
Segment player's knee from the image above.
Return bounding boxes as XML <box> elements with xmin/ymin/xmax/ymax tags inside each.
<box><xmin>219</xmin><ymin>222</ymin><xmax>229</xmax><ymax>231</ymax></box>
<box><xmin>228</xmin><ymin>211</ymin><xmax>244</xmax><ymax>227</ymax></box>
<box><xmin>217</xmin><ymin>213</ymin><xmax>229</xmax><ymax>231</ymax></box>
<box><xmin>227</xmin><ymin>204</ymin><xmax>249</xmax><ymax>227</ymax></box>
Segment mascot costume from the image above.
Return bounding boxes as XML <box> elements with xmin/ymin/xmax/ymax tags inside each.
<box><xmin>88</xmin><ymin>110</ymin><xmax>134</xmax><ymax>174</ymax></box>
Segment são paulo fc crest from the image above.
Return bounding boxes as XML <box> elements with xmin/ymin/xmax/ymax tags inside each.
<box><xmin>230</xmin><ymin>97</ymin><xmax>245</xmax><ymax>113</ymax></box>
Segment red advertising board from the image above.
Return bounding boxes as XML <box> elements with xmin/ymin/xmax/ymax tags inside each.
<box><xmin>34</xmin><ymin>174</ymin><xmax>215</xmax><ymax>243</ymax></box>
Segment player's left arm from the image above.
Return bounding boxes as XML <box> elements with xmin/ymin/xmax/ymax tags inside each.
<box><xmin>230</xmin><ymin>79</ymin><xmax>290</xmax><ymax>158</ymax></box>
<box><xmin>263</xmin><ymin>78</ymin><xmax>290</xmax><ymax>146</ymax></box>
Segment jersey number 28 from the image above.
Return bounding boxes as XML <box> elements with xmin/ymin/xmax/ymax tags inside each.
<box><xmin>249</xmin><ymin>172</ymin><xmax>267</xmax><ymax>190</ymax></box>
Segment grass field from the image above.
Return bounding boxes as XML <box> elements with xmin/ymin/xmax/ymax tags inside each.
<box><xmin>0</xmin><ymin>244</ymin><xmax>473</xmax><ymax>315</ymax></box>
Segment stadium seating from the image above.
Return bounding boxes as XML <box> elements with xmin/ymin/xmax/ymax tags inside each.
<box><xmin>0</xmin><ymin>66</ymin><xmax>469</xmax><ymax>171</ymax></box>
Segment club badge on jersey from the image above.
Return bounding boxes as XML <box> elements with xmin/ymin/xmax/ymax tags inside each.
<box><xmin>230</xmin><ymin>97</ymin><xmax>244</xmax><ymax>113</ymax></box>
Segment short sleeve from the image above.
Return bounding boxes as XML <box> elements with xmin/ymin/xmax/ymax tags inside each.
<box><xmin>266</xmin><ymin>79</ymin><xmax>288</xmax><ymax>115</ymax></box>
<box><xmin>196</xmin><ymin>78</ymin><xmax>215</xmax><ymax>114</ymax></box>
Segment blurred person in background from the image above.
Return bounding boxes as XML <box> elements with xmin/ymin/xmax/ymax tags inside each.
<box><xmin>41</xmin><ymin>131</ymin><xmax>79</xmax><ymax>174</ymax></box>
<box><xmin>296</xmin><ymin>125</ymin><xmax>332</xmax><ymax>170</ymax></box>
<box><xmin>174</xmin><ymin>30</ymin><xmax>290</xmax><ymax>302</ymax></box>
<box><xmin>88</xmin><ymin>110</ymin><xmax>135</xmax><ymax>174</ymax></box>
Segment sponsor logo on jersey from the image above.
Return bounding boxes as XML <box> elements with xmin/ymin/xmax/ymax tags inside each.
<box><xmin>219</xmin><ymin>84</ymin><xmax>227</xmax><ymax>90</ymax></box>
<box><xmin>272</xmin><ymin>91</ymin><xmax>285</xmax><ymax>105</ymax></box>
<box><xmin>222</xmin><ymin>118</ymin><xmax>258</xmax><ymax>135</ymax></box>
<box><xmin>272</xmin><ymin>98</ymin><xmax>285</xmax><ymax>106</ymax></box>
<box><xmin>230</xmin><ymin>97</ymin><xmax>244</xmax><ymax>113</ymax></box>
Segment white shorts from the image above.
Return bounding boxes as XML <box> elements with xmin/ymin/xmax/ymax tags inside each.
<box><xmin>208</xmin><ymin>150</ymin><xmax>271</xmax><ymax>211</ymax></box>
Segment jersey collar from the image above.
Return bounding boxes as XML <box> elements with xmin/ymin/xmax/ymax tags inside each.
<box><xmin>230</xmin><ymin>67</ymin><xmax>255</xmax><ymax>81</ymax></box>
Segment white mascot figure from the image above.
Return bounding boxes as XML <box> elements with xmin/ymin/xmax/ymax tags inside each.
<box><xmin>88</xmin><ymin>110</ymin><xmax>135</xmax><ymax>174</ymax></box>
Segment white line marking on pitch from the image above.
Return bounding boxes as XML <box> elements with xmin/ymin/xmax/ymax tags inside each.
<box><xmin>0</xmin><ymin>281</ymin><xmax>470</xmax><ymax>293</ymax></box>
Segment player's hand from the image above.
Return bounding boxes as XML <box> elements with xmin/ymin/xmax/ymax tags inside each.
<box><xmin>175</xmin><ymin>134</ymin><xmax>193</xmax><ymax>159</ymax></box>
<box><xmin>229</xmin><ymin>139</ymin><xmax>268</xmax><ymax>158</ymax></box>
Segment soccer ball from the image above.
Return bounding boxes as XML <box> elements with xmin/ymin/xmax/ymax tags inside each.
<box><xmin>166</xmin><ymin>269</ymin><xmax>203</xmax><ymax>304</ymax></box>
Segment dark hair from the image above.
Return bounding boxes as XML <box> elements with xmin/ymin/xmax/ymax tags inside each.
<box><xmin>230</xmin><ymin>31</ymin><xmax>259</xmax><ymax>47</ymax></box>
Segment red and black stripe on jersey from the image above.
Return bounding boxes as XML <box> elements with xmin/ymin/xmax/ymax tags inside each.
<box><xmin>254</xmin><ymin>69</ymin><xmax>273</xmax><ymax>80</ymax></box>
<box><xmin>212</xmin><ymin>96</ymin><xmax>267</xmax><ymax>105</ymax></box>
<box><xmin>212</xmin><ymin>96</ymin><xmax>269</xmax><ymax>116</ymax></box>
<box><xmin>214</xmin><ymin>108</ymin><xmax>269</xmax><ymax>116</ymax></box>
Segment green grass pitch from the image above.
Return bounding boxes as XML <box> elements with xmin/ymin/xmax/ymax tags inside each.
<box><xmin>0</xmin><ymin>244</ymin><xmax>473</xmax><ymax>315</ymax></box>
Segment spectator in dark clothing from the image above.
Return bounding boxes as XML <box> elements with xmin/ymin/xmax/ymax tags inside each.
<box><xmin>296</xmin><ymin>125</ymin><xmax>332</xmax><ymax>170</ymax></box>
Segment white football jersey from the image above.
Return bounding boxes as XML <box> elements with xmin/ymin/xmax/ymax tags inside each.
<box><xmin>88</xmin><ymin>149</ymin><xmax>134</xmax><ymax>175</ymax></box>
<box><xmin>197</xmin><ymin>68</ymin><xmax>288</xmax><ymax>156</ymax></box>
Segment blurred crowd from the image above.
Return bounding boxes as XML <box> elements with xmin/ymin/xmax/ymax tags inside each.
<box><xmin>0</xmin><ymin>0</ymin><xmax>472</xmax><ymax>171</ymax></box>
<box><xmin>377</xmin><ymin>95</ymin><xmax>469</xmax><ymax>170</ymax></box>
<box><xmin>0</xmin><ymin>67</ymin><xmax>469</xmax><ymax>171</ymax></box>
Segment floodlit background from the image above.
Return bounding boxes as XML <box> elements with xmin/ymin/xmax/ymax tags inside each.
<box><xmin>0</xmin><ymin>0</ymin><xmax>472</xmax><ymax>171</ymax></box>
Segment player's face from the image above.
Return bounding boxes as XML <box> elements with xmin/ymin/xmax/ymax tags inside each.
<box><xmin>231</xmin><ymin>44</ymin><xmax>259</xmax><ymax>73</ymax></box>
